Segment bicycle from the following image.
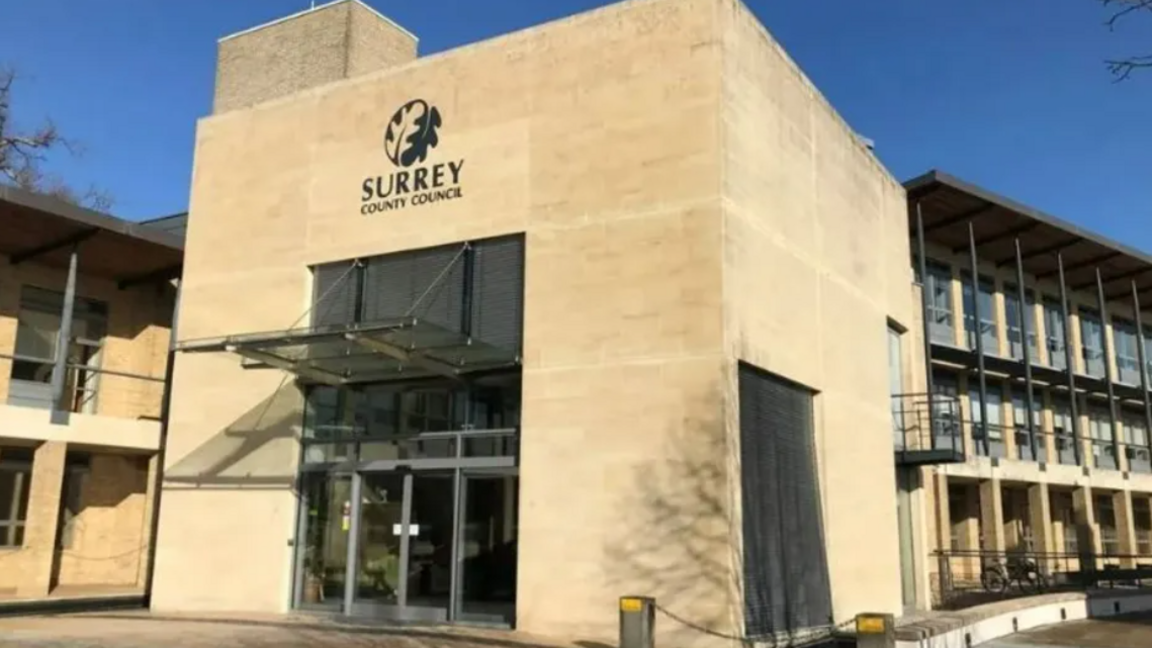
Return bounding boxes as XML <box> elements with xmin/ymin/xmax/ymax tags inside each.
<box><xmin>981</xmin><ymin>554</ymin><xmax>1047</xmax><ymax>594</ymax></box>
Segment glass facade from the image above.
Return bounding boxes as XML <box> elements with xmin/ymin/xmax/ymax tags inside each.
<box><xmin>1043</xmin><ymin>297</ymin><xmax>1068</xmax><ymax>370</ymax></box>
<box><xmin>1080</xmin><ymin>310</ymin><xmax>1106</xmax><ymax>377</ymax></box>
<box><xmin>925</xmin><ymin>263</ymin><xmax>955</xmax><ymax>345</ymax></box>
<box><xmin>962</xmin><ymin>274</ymin><xmax>998</xmax><ymax>354</ymax></box>
<box><xmin>1003</xmin><ymin>284</ymin><xmax>1038</xmax><ymax>362</ymax></box>
<box><xmin>970</xmin><ymin>384</ymin><xmax>1005</xmax><ymax>458</ymax></box>
<box><xmin>1114</xmin><ymin>319</ymin><xmax>1142</xmax><ymax>385</ymax></box>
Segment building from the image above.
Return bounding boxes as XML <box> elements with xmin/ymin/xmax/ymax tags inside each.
<box><xmin>899</xmin><ymin>172</ymin><xmax>1152</xmax><ymax>609</ymax></box>
<box><xmin>148</xmin><ymin>0</ymin><xmax>915</xmax><ymax>645</ymax></box>
<box><xmin>0</xmin><ymin>185</ymin><xmax>182</xmax><ymax>600</ymax></box>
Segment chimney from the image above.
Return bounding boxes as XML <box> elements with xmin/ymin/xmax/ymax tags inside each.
<box><xmin>213</xmin><ymin>0</ymin><xmax>418</xmax><ymax>114</ymax></box>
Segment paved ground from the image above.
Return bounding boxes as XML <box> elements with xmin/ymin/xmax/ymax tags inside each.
<box><xmin>983</xmin><ymin>612</ymin><xmax>1152</xmax><ymax>648</ymax></box>
<box><xmin>0</xmin><ymin>612</ymin><xmax>578</xmax><ymax>648</ymax></box>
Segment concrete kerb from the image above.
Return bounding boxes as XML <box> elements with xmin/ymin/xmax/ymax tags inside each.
<box><xmin>896</xmin><ymin>590</ymin><xmax>1152</xmax><ymax>648</ymax></box>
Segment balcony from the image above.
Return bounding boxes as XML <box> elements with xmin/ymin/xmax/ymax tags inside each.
<box><xmin>893</xmin><ymin>393</ymin><xmax>966</xmax><ymax>466</ymax></box>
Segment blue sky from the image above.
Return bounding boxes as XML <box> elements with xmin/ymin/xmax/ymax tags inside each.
<box><xmin>2</xmin><ymin>0</ymin><xmax>1150</xmax><ymax>247</ymax></box>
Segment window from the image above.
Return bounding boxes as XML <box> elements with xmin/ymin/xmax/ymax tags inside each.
<box><xmin>1144</xmin><ymin>327</ymin><xmax>1152</xmax><ymax>386</ymax></box>
<box><xmin>970</xmin><ymin>384</ymin><xmax>1005</xmax><ymax>457</ymax></box>
<box><xmin>1089</xmin><ymin>406</ymin><xmax>1117</xmax><ymax>470</ymax></box>
<box><xmin>8</xmin><ymin>286</ymin><xmax>108</xmax><ymax>413</ymax></box>
<box><xmin>1003</xmin><ymin>284</ymin><xmax>1038</xmax><ymax>361</ymax></box>
<box><xmin>932</xmin><ymin>372</ymin><xmax>961</xmax><ymax>449</ymax></box>
<box><xmin>924</xmin><ymin>262</ymin><xmax>955</xmax><ymax>344</ymax></box>
<box><xmin>1051</xmin><ymin>492</ymin><xmax>1078</xmax><ymax>554</ymax></box>
<box><xmin>1043</xmin><ymin>297</ymin><xmax>1068</xmax><ymax>370</ymax></box>
<box><xmin>888</xmin><ymin>327</ymin><xmax>904</xmax><ymax>446</ymax></box>
<box><xmin>1124</xmin><ymin>411</ymin><xmax>1152</xmax><ymax>473</ymax></box>
<box><xmin>1136</xmin><ymin>499</ymin><xmax>1152</xmax><ymax>556</ymax></box>
<box><xmin>961</xmin><ymin>273</ymin><xmax>998</xmax><ymax>353</ymax></box>
<box><xmin>0</xmin><ymin>447</ymin><xmax>33</xmax><ymax>548</ymax></box>
<box><xmin>1011</xmin><ymin>388</ymin><xmax>1043</xmax><ymax>462</ymax></box>
<box><xmin>1051</xmin><ymin>395</ymin><xmax>1078</xmax><ymax>466</ymax></box>
<box><xmin>1097</xmin><ymin>495</ymin><xmax>1119</xmax><ymax>556</ymax></box>
<box><xmin>1080</xmin><ymin>309</ymin><xmax>1106</xmax><ymax>377</ymax></box>
<box><xmin>1113</xmin><ymin>319</ymin><xmax>1142</xmax><ymax>385</ymax></box>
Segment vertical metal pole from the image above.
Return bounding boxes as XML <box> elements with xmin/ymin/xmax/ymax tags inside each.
<box><xmin>969</xmin><ymin>223</ymin><xmax>991</xmax><ymax>456</ymax></box>
<box><xmin>1096</xmin><ymin>269</ymin><xmax>1121</xmax><ymax>467</ymax></box>
<box><xmin>1132</xmin><ymin>282</ymin><xmax>1152</xmax><ymax>456</ymax></box>
<box><xmin>916</xmin><ymin>204</ymin><xmax>937</xmax><ymax>449</ymax></box>
<box><xmin>1058</xmin><ymin>253</ymin><xmax>1083</xmax><ymax>466</ymax></box>
<box><xmin>461</xmin><ymin>243</ymin><xmax>475</xmax><ymax>338</ymax></box>
<box><xmin>352</xmin><ymin>259</ymin><xmax>365</xmax><ymax>325</ymax></box>
<box><xmin>343</xmin><ymin>471</ymin><xmax>363</xmax><ymax>615</ymax></box>
<box><xmin>448</xmin><ymin>423</ymin><xmax>465</xmax><ymax>621</ymax></box>
<box><xmin>398</xmin><ymin>472</ymin><xmax>413</xmax><ymax>607</ymax></box>
<box><xmin>1015</xmin><ymin>239</ymin><xmax>1038</xmax><ymax>460</ymax></box>
<box><xmin>49</xmin><ymin>246</ymin><xmax>79</xmax><ymax>425</ymax></box>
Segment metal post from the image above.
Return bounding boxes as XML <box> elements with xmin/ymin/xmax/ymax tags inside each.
<box><xmin>1132</xmin><ymin>281</ymin><xmax>1152</xmax><ymax>457</ymax></box>
<box><xmin>49</xmin><ymin>246</ymin><xmax>79</xmax><ymax>425</ymax></box>
<box><xmin>1058</xmin><ymin>253</ymin><xmax>1083</xmax><ymax>466</ymax></box>
<box><xmin>352</xmin><ymin>259</ymin><xmax>365</xmax><ymax>324</ymax></box>
<box><xmin>1096</xmin><ymin>268</ymin><xmax>1121</xmax><ymax>467</ymax></box>
<box><xmin>916</xmin><ymin>204</ymin><xmax>937</xmax><ymax>449</ymax></box>
<box><xmin>342</xmin><ymin>471</ymin><xmax>363</xmax><ymax>615</ymax></box>
<box><xmin>620</xmin><ymin>597</ymin><xmax>657</xmax><ymax>648</ymax></box>
<box><xmin>397</xmin><ymin>472</ymin><xmax>413</xmax><ymax>606</ymax></box>
<box><xmin>1015</xmin><ymin>239</ymin><xmax>1038</xmax><ymax>460</ymax></box>
<box><xmin>461</xmin><ymin>243</ymin><xmax>475</xmax><ymax>338</ymax></box>
<box><xmin>969</xmin><ymin>223</ymin><xmax>991</xmax><ymax>456</ymax></box>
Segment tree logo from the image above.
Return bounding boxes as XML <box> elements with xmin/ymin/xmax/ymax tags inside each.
<box><xmin>383</xmin><ymin>99</ymin><xmax>442</xmax><ymax>168</ymax></box>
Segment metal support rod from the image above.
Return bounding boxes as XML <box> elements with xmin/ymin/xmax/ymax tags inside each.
<box><xmin>462</xmin><ymin>244</ymin><xmax>475</xmax><ymax>338</ymax></box>
<box><xmin>1058</xmin><ymin>253</ymin><xmax>1083</xmax><ymax>466</ymax></box>
<box><xmin>1096</xmin><ymin>268</ymin><xmax>1121</xmax><ymax>465</ymax></box>
<box><xmin>353</xmin><ymin>259</ymin><xmax>365</xmax><ymax>324</ymax></box>
<box><xmin>49</xmin><ymin>246</ymin><xmax>80</xmax><ymax>425</ymax></box>
<box><xmin>969</xmin><ymin>222</ymin><xmax>991</xmax><ymax>457</ymax></box>
<box><xmin>1015</xmin><ymin>239</ymin><xmax>1039</xmax><ymax>461</ymax></box>
<box><xmin>1133</xmin><ymin>282</ymin><xmax>1152</xmax><ymax>458</ymax></box>
<box><xmin>916</xmin><ymin>204</ymin><xmax>937</xmax><ymax>449</ymax></box>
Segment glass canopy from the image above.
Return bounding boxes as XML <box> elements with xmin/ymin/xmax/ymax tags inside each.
<box><xmin>176</xmin><ymin>317</ymin><xmax>520</xmax><ymax>385</ymax></box>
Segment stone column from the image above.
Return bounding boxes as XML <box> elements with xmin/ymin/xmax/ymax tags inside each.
<box><xmin>17</xmin><ymin>442</ymin><xmax>66</xmax><ymax>598</ymax></box>
<box><xmin>1073</xmin><ymin>486</ymin><xmax>1099</xmax><ymax>572</ymax></box>
<box><xmin>1114</xmin><ymin>490</ymin><xmax>1138</xmax><ymax>567</ymax></box>
<box><xmin>980</xmin><ymin>479</ymin><xmax>1006</xmax><ymax>552</ymax></box>
<box><xmin>1028</xmin><ymin>483</ymin><xmax>1054</xmax><ymax>574</ymax></box>
<box><xmin>135</xmin><ymin>454</ymin><xmax>160</xmax><ymax>588</ymax></box>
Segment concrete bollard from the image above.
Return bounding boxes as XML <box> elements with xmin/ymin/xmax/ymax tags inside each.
<box><xmin>855</xmin><ymin>613</ymin><xmax>895</xmax><ymax>648</ymax></box>
<box><xmin>619</xmin><ymin>596</ymin><xmax>655</xmax><ymax>648</ymax></box>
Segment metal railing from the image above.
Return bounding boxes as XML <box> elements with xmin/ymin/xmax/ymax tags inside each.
<box><xmin>892</xmin><ymin>393</ymin><xmax>963</xmax><ymax>456</ymax></box>
<box><xmin>933</xmin><ymin>548</ymin><xmax>1152</xmax><ymax>609</ymax></box>
<box><xmin>2</xmin><ymin>352</ymin><xmax>166</xmax><ymax>421</ymax></box>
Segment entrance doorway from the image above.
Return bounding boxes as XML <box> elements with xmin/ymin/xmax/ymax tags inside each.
<box><xmin>295</xmin><ymin>466</ymin><xmax>519</xmax><ymax>625</ymax></box>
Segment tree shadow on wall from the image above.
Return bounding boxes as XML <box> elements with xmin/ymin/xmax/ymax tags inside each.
<box><xmin>603</xmin><ymin>388</ymin><xmax>747</xmax><ymax>648</ymax></box>
<box><xmin>163</xmin><ymin>380</ymin><xmax>302</xmax><ymax>490</ymax></box>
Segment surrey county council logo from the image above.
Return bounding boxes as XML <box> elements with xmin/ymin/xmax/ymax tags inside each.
<box><xmin>384</xmin><ymin>99</ymin><xmax>442</xmax><ymax>168</ymax></box>
<box><xmin>361</xmin><ymin>98</ymin><xmax>465</xmax><ymax>215</ymax></box>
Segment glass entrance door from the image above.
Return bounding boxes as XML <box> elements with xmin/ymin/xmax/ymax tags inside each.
<box><xmin>456</xmin><ymin>471</ymin><xmax>518</xmax><ymax>624</ymax></box>
<box><xmin>296</xmin><ymin>466</ymin><xmax>519</xmax><ymax>624</ymax></box>
<box><xmin>351</xmin><ymin>471</ymin><xmax>455</xmax><ymax>621</ymax></box>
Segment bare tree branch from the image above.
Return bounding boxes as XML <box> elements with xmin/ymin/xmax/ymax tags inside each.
<box><xmin>1103</xmin><ymin>0</ymin><xmax>1152</xmax><ymax>29</ymax></box>
<box><xmin>1106</xmin><ymin>55</ymin><xmax>1152</xmax><ymax>81</ymax></box>
<box><xmin>0</xmin><ymin>66</ymin><xmax>111</xmax><ymax>210</ymax></box>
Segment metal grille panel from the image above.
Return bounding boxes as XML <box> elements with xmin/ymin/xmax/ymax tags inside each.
<box><xmin>311</xmin><ymin>262</ymin><xmax>357</xmax><ymax>327</ymax></box>
<box><xmin>738</xmin><ymin>363</ymin><xmax>833</xmax><ymax>638</ymax></box>
<box><xmin>362</xmin><ymin>245</ymin><xmax>465</xmax><ymax>332</ymax></box>
<box><xmin>471</xmin><ymin>236</ymin><xmax>524</xmax><ymax>353</ymax></box>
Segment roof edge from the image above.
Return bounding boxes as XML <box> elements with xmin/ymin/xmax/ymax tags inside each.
<box><xmin>0</xmin><ymin>184</ymin><xmax>184</xmax><ymax>251</ymax></box>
